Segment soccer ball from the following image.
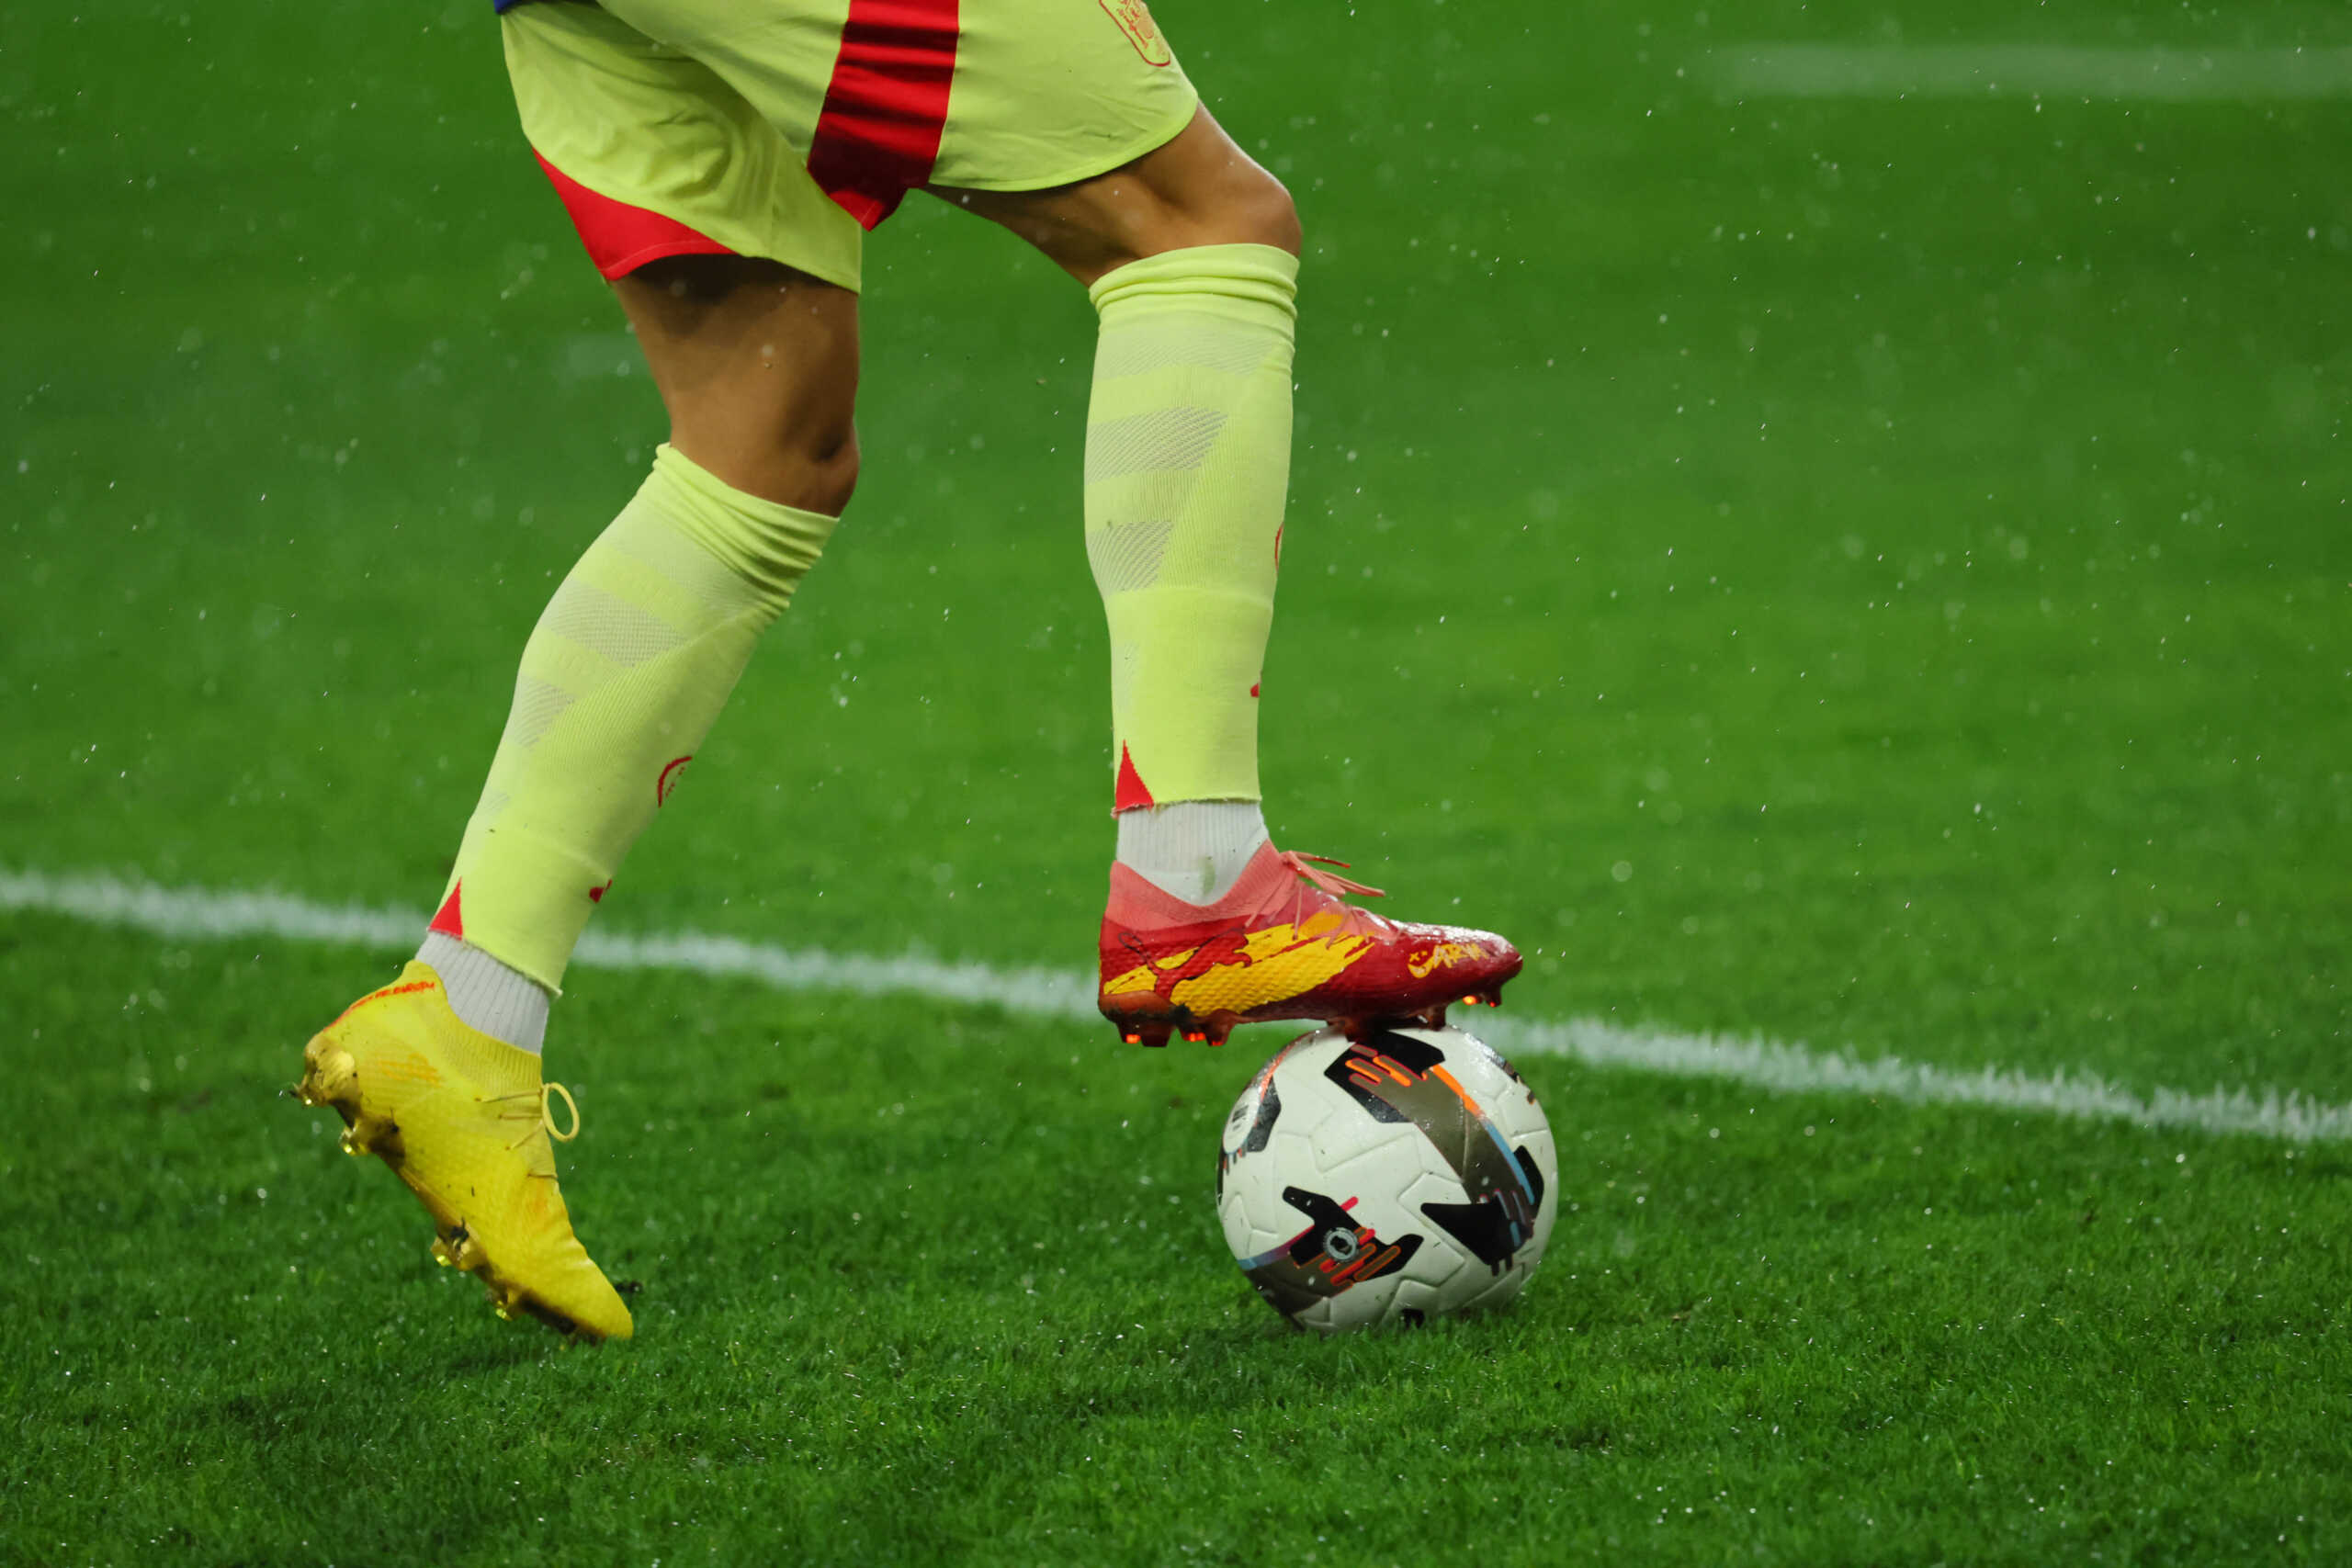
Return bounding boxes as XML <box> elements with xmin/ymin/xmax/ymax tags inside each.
<box><xmin>1216</xmin><ymin>1024</ymin><xmax>1557</xmax><ymax>1332</ymax></box>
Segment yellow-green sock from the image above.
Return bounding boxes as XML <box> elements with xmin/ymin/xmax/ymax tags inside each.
<box><xmin>430</xmin><ymin>445</ymin><xmax>835</xmax><ymax>989</ymax></box>
<box><xmin>1085</xmin><ymin>242</ymin><xmax>1298</xmax><ymax>811</ymax></box>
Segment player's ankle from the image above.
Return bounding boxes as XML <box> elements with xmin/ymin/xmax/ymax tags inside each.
<box><xmin>418</xmin><ymin>931</ymin><xmax>551</xmax><ymax>1054</ymax></box>
<box><xmin>1115</xmin><ymin>800</ymin><xmax>1269</xmax><ymax>904</ymax></box>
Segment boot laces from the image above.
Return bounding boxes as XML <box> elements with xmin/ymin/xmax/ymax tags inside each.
<box><xmin>484</xmin><ymin>1081</ymin><xmax>581</xmax><ymax>1154</ymax></box>
<box><xmin>1276</xmin><ymin>851</ymin><xmax>1388</xmax><ymax>930</ymax></box>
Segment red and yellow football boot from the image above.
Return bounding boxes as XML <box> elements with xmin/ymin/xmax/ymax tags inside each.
<box><xmin>1098</xmin><ymin>842</ymin><xmax>1522</xmax><ymax>1047</ymax></box>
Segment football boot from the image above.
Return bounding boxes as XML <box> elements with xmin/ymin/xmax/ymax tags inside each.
<box><xmin>1099</xmin><ymin>841</ymin><xmax>1521</xmax><ymax>1047</ymax></box>
<box><xmin>294</xmin><ymin>961</ymin><xmax>633</xmax><ymax>1342</ymax></box>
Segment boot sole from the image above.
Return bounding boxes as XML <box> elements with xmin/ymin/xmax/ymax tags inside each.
<box><xmin>1102</xmin><ymin>975</ymin><xmax>1517</xmax><ymax>1048</ymax></box>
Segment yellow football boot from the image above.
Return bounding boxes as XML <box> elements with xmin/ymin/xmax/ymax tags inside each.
<box><xmin>295</xmin><ymin>961</ymin><xmax>633</xmax><ymax>1343</ymax></box>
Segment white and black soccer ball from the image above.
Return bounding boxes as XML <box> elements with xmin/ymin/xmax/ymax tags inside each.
<box><xmin>1216</xmin><ymin>1025</ymin><xmax>1557</xmax><ymax>1332</ymax></box>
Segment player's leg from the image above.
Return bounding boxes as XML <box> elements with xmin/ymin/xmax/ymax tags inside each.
<box><xmin>940</xmin><ymin>101</ymin><xmax>1522</xmax><ymax>1047</ymax></box>
<box><xmin>329</xmin><ymin>255</ymin><xmax>852</xmax><ymax>1342</ymax></box>
<box><xmin>938</xmin><ymin>107</ymin><xmax>1297</xmax><ymax>900</ymax></box>
<box><xmin>298</xmin><ymin>1</ymin><xmax>864</xmax><ymax>1343</ymax></box>
<box><xmin>426</xmin><ymin>254</ymin><xmax>854</xmax><ymax>1017</ymax></box>
<box><xmin>302</xmin><ymin>278</ymin><xmax>848</xmax><ymax>1340</ymax></box>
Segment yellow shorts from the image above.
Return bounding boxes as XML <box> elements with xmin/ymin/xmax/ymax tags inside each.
<box><xmin>501</xmin><ymin>0</ymin><xmax>1201</xmax><ymax>293</ymax></box>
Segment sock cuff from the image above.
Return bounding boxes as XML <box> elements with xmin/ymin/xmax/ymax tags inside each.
<box><xmin>1088</xmin><ymin>243</ymin><xmax>1300</xmax><ymax>323</ymax></box>
<box><xmin>419</xmin><ymin>931</ymin><xmax>550</xmax><ymax>1054</ymax></box>
<box><xmin>1115</xmin><ymin>800</ymin><xmax>1271</xmax><ymax>902</ymax></box>
<box><xmin>643</xmin><ymin>444</ymin><xmax>840</xmax><ymax>612</ymax></box>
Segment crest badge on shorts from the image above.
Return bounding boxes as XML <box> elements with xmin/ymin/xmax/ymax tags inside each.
<box><xmin>1099</xmin><ymin>0</ymin><xmax>1175</xmax><ymax>67</ymax></box>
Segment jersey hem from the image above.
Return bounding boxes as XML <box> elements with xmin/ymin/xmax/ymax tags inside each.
<box><xmin>527</xmin><ymin>141</ymin><xmax>865</xmax><ymax>295</ymax></box>
<box><xmin>927</xmin><ymin>96</ymin><xmax>1199</xmax><ymax>195</ymax></box>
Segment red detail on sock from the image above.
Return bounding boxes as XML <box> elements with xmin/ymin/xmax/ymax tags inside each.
<box><xmin>532</xmin><ymin>151</ymin><xmax>737</xmax><ymax>280</ymax></box>
<box><xmin>589</xmin><ymin>880</ymin><xmax>613</xmax><ymax>905</ymax></box>
<box><xmin>1114</xmin><ymin>745</ymin><xmax>1157</xmax><ymax>813</ymax></box>
<box><xmin>806</xmin><ymin>0</ymin><xmax>962</xmax><ymax>229</ymax></box>
<box><xmin>657</xmin><ymin>754</ymin><xmax>693</xmax><ymax>807</ymax></box>
<box><xmin>428</xmin><ymin>883</ymin><xmax>465</xmax><ymax>940</ymax></box>
<box><xmin>1273</xmin><ymin>522</ymin><xmax>1284</xmax><ymax>566</ymax></box>
<box><xmin>1250</xmin><ymin>682</ymin><xmax>1261</xmax><ymax>698</ymax></box>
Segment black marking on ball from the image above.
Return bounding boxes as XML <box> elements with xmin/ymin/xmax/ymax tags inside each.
<box><xmin>1421</xmin><ymin>1146</ymin><xmax>1548</xmax><ymax>1272</ymax></box>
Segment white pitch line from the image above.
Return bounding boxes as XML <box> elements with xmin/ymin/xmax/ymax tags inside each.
<box><xmin>1708</xmin><ymin>44</ymin><xmax>2352</xmax><ymax>102</ymax></box>
<box><xmin>6</xmin><ymin>864</ymin><xmax>2348</xmax><ymax>1145</ymax></box>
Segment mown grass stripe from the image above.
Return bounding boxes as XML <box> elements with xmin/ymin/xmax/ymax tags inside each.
<box><xmin>1708</xmin><ymin>44</ymin><xmax>2352</xmax><ymax>102</ymax></box>
<box><xmin>9</xmin><ymin>863</ymin><xmax>2347</xmax><ymax>1145</ymax></box>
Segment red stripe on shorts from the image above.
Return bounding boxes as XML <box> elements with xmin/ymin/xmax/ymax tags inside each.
<box><xmin>533</xmin><ymin>152</ymin><xmax>736</xmax><ymax>279</ymax></box>
<box><xmin>807</xmin><ymin>0</ymin><xmax>962</xmax><ymax>230</ymax></box>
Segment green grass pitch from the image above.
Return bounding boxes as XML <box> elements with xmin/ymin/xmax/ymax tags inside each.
<box><xmin>5</xmin><ymin>0</ymin><xmax>2349</xmax><ymax>1562</ymax></box>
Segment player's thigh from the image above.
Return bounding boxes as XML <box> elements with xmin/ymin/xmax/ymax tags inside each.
<box><xmin>935</xmin><ymin>106</ymin><xmax>1299</xmax><ymax>285</ymax></box>
<box><xmin>922</xmin><ymin>1</ymin><xmax>1293</xmax><ymax>279</ymax></box>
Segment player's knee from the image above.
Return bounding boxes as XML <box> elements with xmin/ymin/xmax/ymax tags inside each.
<box><xmin>1223</xmin><ymin>164</ymin><xmax>1302</xmax><ymax>257</ymax></box>
<box><xmin>798</xmin><ymin>424</ymin><xmax>860</xmax><ymax>517</ymax></box>
<box><xmin>746</xmin><ymin>424</ymin><xmax>859</xmax><ymax>516</ymax></box>
<box><xmin>678</xmin><ymin>417</ymin><xmax>859</xmax><ymax>517</ymax></box>
<box><xmin>1137</xmin><ymin>159</ymin><xmax>1298</xmax><ymax>263</ymax></box>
